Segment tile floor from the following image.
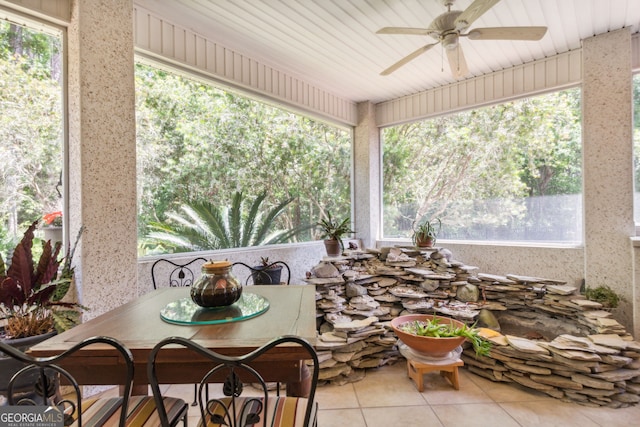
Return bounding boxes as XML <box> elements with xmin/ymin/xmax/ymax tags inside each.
<box><xmin>160</xmin><ymin>361</ymin><xmax>640</xmax><ymax>427</ymax></box>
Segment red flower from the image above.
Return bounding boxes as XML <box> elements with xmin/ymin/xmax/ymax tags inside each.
<box><xmin>42</xmin><ymin>211</ymin><xmax>62</xmax><ymax>226</ymax></box>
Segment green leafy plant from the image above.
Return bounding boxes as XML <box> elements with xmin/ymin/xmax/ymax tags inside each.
<box><xmin>584</xmin><ymin>285</ymin><xmax>623</xmax><ymax>309</ymax></box>
<box><xmin>146</xmin><ymin>192</ymin><xmax>314</xmax><ymax>253</ymax></box>
<box><xmin>0</xmin><ymin>221</ymin><xmax>85</xmax><ymax>339</ymax></box>
<box><xmin>412</xmin><ymin>217</ymin><xmax>442</xmax><ymax>246</ymax></box>
<box><xmin>317</xmin><ymin>212</ymin><xmax>354</xmax><ymax>251</ymax></box>
<box><xmin>399</xmin><ymin>317</ymin><xmax>491</xmax><ymax>357</ymax></box>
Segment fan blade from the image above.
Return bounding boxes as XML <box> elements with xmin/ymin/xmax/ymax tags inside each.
<box><xmin>376</xmin><ymin>27</ymin><xmax>432</xmax><ymax>36</ymax></box>
<box><xmin>380</xmin><ymin>43</ymin><xmax>439</xmax><ymax>76</ymax></box>
<box><xmin>467</xmin><ymin>26</ymin><xmax>547</xmax><ymax>41</ymax></box>
<box><xmin>454</xmin><ymin>0</ymin><xmax>501</xmax><ymax>31</ymax></box>
<box><xmin>446</xmin><ymin>45</ymin><xmax>469</xmax><ymax>79</ymax></box>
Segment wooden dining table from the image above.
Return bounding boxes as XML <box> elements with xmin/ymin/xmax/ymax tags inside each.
<box><xmin>28</xmin><ymin>285</ymin><xmax>317</xmax><ymax>396</ymax></box>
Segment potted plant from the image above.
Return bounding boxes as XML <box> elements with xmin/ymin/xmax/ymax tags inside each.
<box><xmin>41</xmin><ymin>210</ymin><xmax>63</xmax><ymax>244</ymax></box>
<box><xmin>317</xmin><ymin>212</ymin><xmax>354</xmax><ymax>257</ymax></box>
<box><xmin>412</xmin><ymin>217</ymin><xmax>442</xmax><ymax>248</ymax></box>
<box><xmin>391</xmin><ymin>314</ymin><xmax>491</xmax><ymax>357</ymax></box>
<box><xmin>251</xmin><ymin>257</ymin><xmax>283</xmax><ymax>285</ymax></box>
<box><xmin>0</xmin><ymin>220</ymin><xmax>84</xmax><ymax>396</ymax></box>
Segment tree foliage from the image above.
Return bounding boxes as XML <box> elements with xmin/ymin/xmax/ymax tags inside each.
<box><xmin>382</xmin><ymin>88</ymin><xmax>582</xmax><ymax>241</ymax></box>
<box><xmin>0</xmin><ymin>22</ymin><xmax>62</xmax><ymax>249</ymax></box>
<box><xmin>135</xmin><ymin>63</ymin><xmax>352</xmax><ymax>254</ymax></box>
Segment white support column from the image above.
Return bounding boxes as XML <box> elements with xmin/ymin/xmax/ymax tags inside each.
<box><xmin>582</xmin><ymin>28</ymin><xmax>635</xmax><ymax>332</ymax></box>
<box><xmin>353</xmin><ymin>102</ymin><xmax>381</xmax><ymax>249</ymax></box>
<box><xmin>67</xmin><ymin>0</ymin><xmax>138</xmax><ymax>318</ymax></box>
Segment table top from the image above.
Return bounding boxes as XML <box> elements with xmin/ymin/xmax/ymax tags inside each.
<box><xmin>30</xmin><ymin>285</ymin><xmax>317</xmax><ymax>358</ymax></box>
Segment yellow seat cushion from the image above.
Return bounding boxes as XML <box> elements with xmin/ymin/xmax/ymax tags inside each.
<box><xmin>68</xmin><ymin>395</ymin><xmax>186</xmax><ymax>426</ymax></box>
<box><xmin>197</xmin><ymin>396</ymin><xmax>316</xmax><ymax>427</ymax></box>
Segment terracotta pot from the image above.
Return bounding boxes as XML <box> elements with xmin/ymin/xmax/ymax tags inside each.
<box><xmin>415</xmin><ymin>235</ymin><xmax>434</xmax><ymax>248</ymax></box>
<box><xmin>391</xmin><ymin>314</ymin><xmax>466</xmax><ymax>357</ymax></box>
<box><xmin>323</xmin><ymin>238</ymin><xmax>341</xmax><ymax>257</ymax></box>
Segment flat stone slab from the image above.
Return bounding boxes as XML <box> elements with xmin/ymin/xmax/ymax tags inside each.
<box><xmin>529</xmin><ymin>373</ymin><xmax>584</xmax><ymax>390</ymax></box>
<box><xmin>571</xmin><ymin>299</ymin><xmax>603</xmax><ymax>309</ymax></box>
<box><xmin>545</xmin><ymin>284</ymin><xmax>578</xmax><ymax>295</ymax></box>
<box><xmin>504</xmin><ymin>373</ymin><xmax>555</xmax><ymax>390</ymax></box>
<box><xmin>333</xmin><ymin>316</ymin><xmax>379</xmax><ymax>332</ymax></box>
<box><xmin>571</xmin><ymin>373</ymin><xmax>615</xmax><ymax>390</ymax></box>
<box><xmin>590</xmin><ymin>368</ymin><xmax>640</xmax><ymax>382</ymax></box>
<box><xmin>403</xmin><ymin>267</ymin><xmax>436</xmax><ymax>277</ymax></box>
<box><xmin>389</xmin><ymin>285</ymin><xmax>428</xmax><ymax>299</ymax></box>
<box><xmin>507</xmin><ymin>274</ymin><xmax>566</xmax><ymax>285</ymax></box>
<box><xmin>478</xmin><ymin>273</ymin><xmax>516</xmax><ymax>284</ymax></box>
<box><xmin>504</xmin><ymin>361</ymin><xmax>552</xmax><ymax>375</ymax></box>
<box><xmin>588</xmin><ymin>334</ymin><xmax>628</xmax><ymax>350</ymax></box>
<box><xmin>505</xmin><ymin>335</ymin><xmax>550</xmax><ymax>354</ymax></box>
<box><xmin>545</xmin><ymin>346</ymin><xmax>602</xmax><ymax>362</ymax></box>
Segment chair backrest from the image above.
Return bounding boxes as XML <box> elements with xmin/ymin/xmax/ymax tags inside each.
<box><xmin>231</xmin><ymin>261</ymin><xmax>291</xmax><ymax>285</ymax></box>
<box><xmin>151</xmin><ymin>257</ymin><xmax>208</xmax><ymax>289</ymax></box>
<box><xmin>0</xmin><ymin>336</ymin><xmax>134</xmax><ymax>427</ymax></box>
<box><xmin>148</xmin><ymin>335</ymin><xmax>318</xmax><ymax>427</ymax></box>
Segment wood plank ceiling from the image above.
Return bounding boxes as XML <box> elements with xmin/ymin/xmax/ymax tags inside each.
<box><xmin>135</xmin><ymin>0</ymin><xmax>640</xmax><ymax>104</ymax></box>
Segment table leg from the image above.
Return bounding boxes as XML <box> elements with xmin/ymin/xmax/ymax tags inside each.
<box><xmin>285</xmin><ymin>364</ymin><xmax>311</xmax><ymax>398</ymax></box>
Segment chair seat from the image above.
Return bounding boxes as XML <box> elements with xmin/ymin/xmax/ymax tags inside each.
<box><xmin>69</xmin><ymin>395</ymin><xmax>187</xmax><ymax>426</ymax></box>
<box><xmin>197</xmin><ymin>396</ymin><xmax>317</xmax><ymax>427</ymax></box>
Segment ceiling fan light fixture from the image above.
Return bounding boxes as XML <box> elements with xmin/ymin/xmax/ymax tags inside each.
<box><xmin>442</xmin><ymin>33</ymin><xmax>458</xmax><ymax>50</ymax></box>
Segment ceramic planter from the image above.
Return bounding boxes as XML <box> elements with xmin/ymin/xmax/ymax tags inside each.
<box><xmin>251</xmin><ymin>265</ymin><xmax>283</xmax><ymax>285</ymax></box>
<box><xmin>0</xmin><ymin>330</ymin><xmax>58</xmax><ymax>402</ymax></box>
<box><xmin>391</xmin><ymin>314</ymin><xmax>466</xmax><ymax>358</ymax></box>
<box><xmin>323</xmin><ymin>239</ymin><xmax>341</xmax><ymax>257</ymax></box>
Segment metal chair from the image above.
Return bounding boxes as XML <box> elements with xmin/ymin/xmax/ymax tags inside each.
<box><xmin>148</xmin><ymin>335</ymin><xmax>319</xmax><ymax>427</ymax></box>
<box><xmin>151</xmin><ymin>257</ymin><xmax>208</xmax><ymax>289</ymax></box>
<box><xmin>151</xmin><ymin>256</ymin><xmax>207</xmax><ymax>405</ymax></box>
<box><xmin>231</xmin><ymin>261</ymin><xmax>291</xmax><ymax>285</ymax></box>
<box><xmin>0</xmin><ymin>336</ymin><xmax>188</xmax><ymax>426</ymax></box>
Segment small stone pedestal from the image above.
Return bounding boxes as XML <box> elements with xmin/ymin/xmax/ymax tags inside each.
<box><xmin>400</xmin><ymin>344</ymin><xmax>464</xmax><ymax>392</ymax></box>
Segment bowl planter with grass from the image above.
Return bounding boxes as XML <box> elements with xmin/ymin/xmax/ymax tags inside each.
<box><xmin>391</xmin><ymin>314</ymin><xmax>491</xmax><ymax>358</ymax></box>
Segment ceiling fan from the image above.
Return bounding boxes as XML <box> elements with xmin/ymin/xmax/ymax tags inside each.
<box><xmin>377</xmin><ymin>0</ymin><xmax>547</xmax><ymax>78</ymax></box>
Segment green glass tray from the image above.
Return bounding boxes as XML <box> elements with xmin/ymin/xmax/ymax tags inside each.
<box><xmin>160</xmin><ymin>292</ymin><xmax>269</xmax><ymax>325</ymax></box>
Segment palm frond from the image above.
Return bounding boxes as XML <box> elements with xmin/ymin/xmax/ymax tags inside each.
<box><xmin>145</xmin><ymin>191</ymin><xmax>311</xmax><ymax>252</ymax></box>
<box><xmin>253</xmin><ymin>196</ymin><xmax>294</xmax><ymax>244</ymax></box>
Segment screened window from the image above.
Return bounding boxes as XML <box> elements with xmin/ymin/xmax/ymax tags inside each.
<box><xmin>382</xmin><ymin>88</ymin><xmax>582</xmax><ymax>244</ymax></box>
<box><xmin>0</xmin><ymin>16</ymin><xmax>64</xmax><ymax>252</ymax></box>
<box><xmin>135</xmin><ymin>62</ymin><xmax>352</xmax><ymax>255</ymax></box>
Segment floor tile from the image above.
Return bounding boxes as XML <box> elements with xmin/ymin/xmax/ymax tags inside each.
<box><xmin>317</xmin><ymin>408</ymin><xmax>366</xmax><ymax>427</ymax></box>
<box><xmin>88</xmin><ymin>364</ymin><xmax>640</xmax><ymax>427</ymax></box>
<box><xmin>353</xmin><ymin>366</ymin><xmax>428</xmax><ymax>407</ymax></box>
<box><xmin>570</xmin><ymin>402</ymin><xmax>640</xmax><ymax>427</ymax></box>
<box><xmin>362</xmin><ymin>405</ymin><xmax>444</xmax><ymax>427</ymax></box>
<box><xmin>314</xmin><ymin>383</ymin><xmax>360</xmax><ymax>409</ymax></box>
<box><xmin>499</xmin><ymin>401</ymin><xmax>601</xmax><ymax>427</ymax></box>
<box><xmin>419</xmin><ymin>369</ymin><xmax>493</xmax><ymax>405</ymax></box>
<box><xmin>431</xmin><ymin>403</ymin><xmax>521</xmax><ymax>427</ymax></box>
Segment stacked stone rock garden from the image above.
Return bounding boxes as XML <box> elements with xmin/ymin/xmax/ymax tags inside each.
<box><xmin>306</xmin><ymin>246</ymin><xmax>640</xmax><ymax>408</ymax></box>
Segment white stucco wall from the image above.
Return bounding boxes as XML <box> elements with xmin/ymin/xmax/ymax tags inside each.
<box><xmin>67</xmin><ymin>0</ymin><xmax>138</xmax><ymax>318</ymax></box>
